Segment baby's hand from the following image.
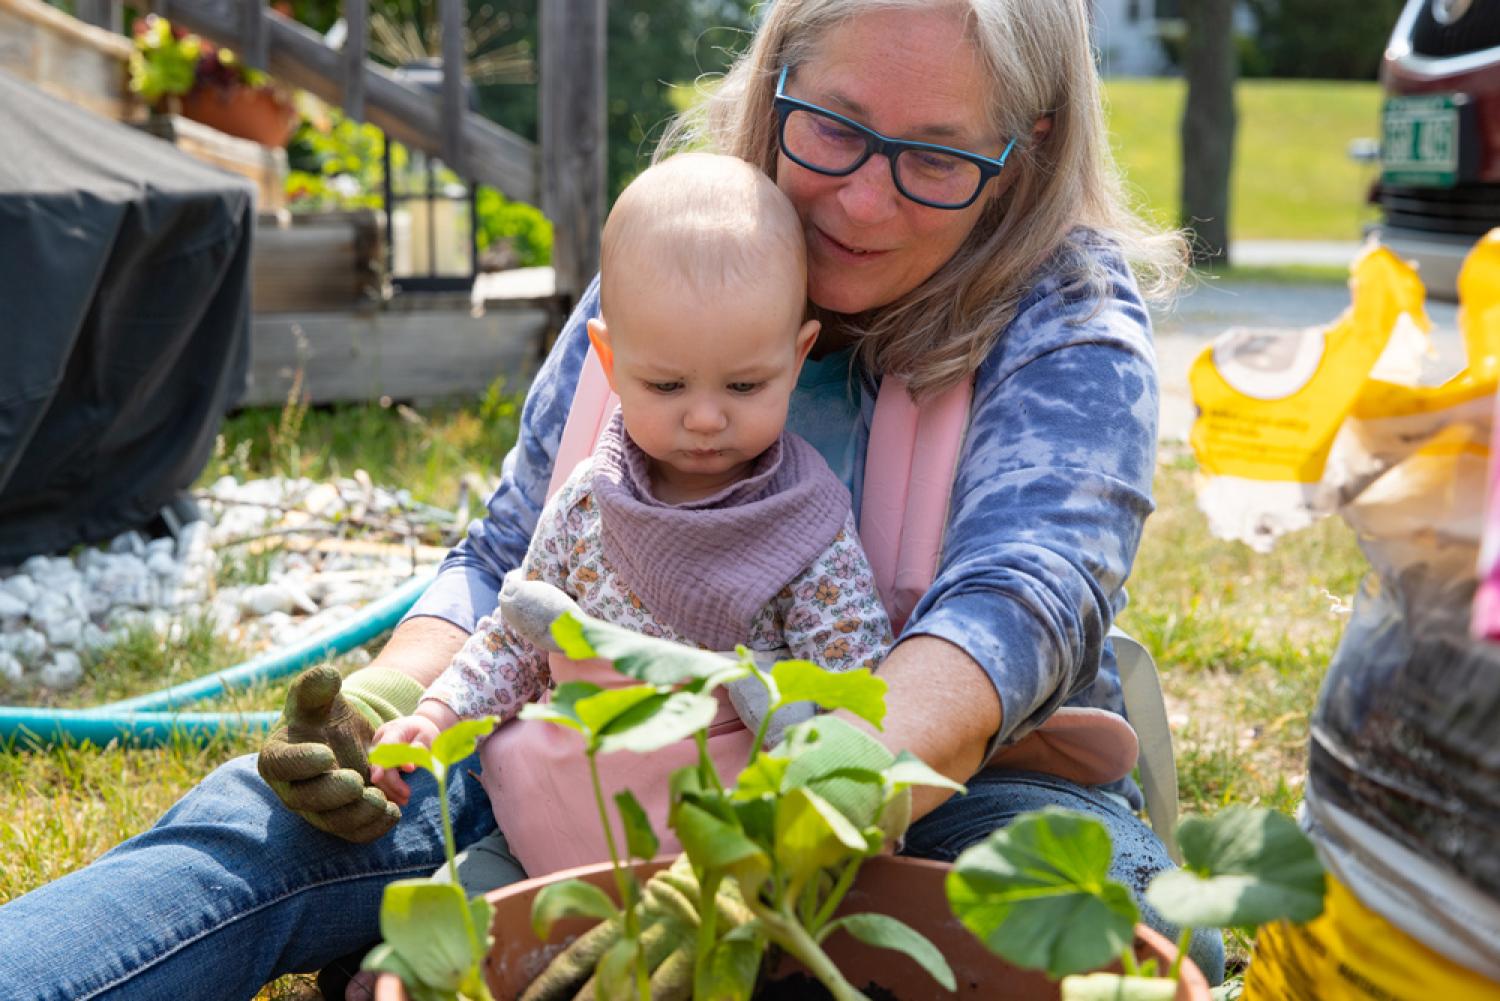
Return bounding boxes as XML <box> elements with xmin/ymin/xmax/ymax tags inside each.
<box><xmin>368</xmin><ymin>715</ymin><xmax>442</xmax><ymax>806</ymax></box>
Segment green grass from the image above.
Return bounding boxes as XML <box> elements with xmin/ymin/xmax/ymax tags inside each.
<box><xmin>1211</xmin><ymin>263</ymin><xmax>1351</xmax><ymax>284</ymax></box>
<box><xmin>1105</xmin><ymin>77</ymin><xmax>1384</xmax><ymax>242</ymax></box>
<box><xmin>0</xmin><ymin>398</ymin><xmax>1361</xmax><ymax>996</ymax></box>
<box><xmin>0</xmin><ymin>388</ymin><xmax>528</xmax><ymax>999</ymax></box>
<box><xmin>1120</xmin><ymin>443</ymin><xmax>1364</xmax><ymax>817</ymax></box>
<box><xmin>204</xmin><ymin>378</ymin><xmax>524</xmax><ymax>511</ymax></box>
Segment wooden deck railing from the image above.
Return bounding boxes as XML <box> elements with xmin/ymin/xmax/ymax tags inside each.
<box><xmin>71</xmin><ymin>0</ymin><xmax>604</xmax><ymax>306</ymax></box>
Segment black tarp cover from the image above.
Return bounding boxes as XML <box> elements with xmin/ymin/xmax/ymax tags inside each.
<box><xmin>0</xmin><ymin>69</ymin><xmax>252</xmax><ymax>563</ymax></box>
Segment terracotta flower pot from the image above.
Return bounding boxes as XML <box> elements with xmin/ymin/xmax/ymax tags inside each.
<box><xmin>179</xmin><ymin>84</ymin><xmax>297</xmax><ymax>148</ymax></box>
<box><xmin>374</xmin><ymin>856</ymin><xmax>1211</xmax><ymax>1000</ymax></box>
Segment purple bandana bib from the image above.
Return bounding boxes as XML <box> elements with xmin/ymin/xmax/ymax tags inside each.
<box><xmin>591</xmin><ymin>411</ymin><xmax>851</xmax><ymax>649</ymax></box>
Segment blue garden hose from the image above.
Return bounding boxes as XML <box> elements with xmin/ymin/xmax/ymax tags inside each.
<box><xmin>0</xmin><ymin>573</ymin><xmax>433</xmax><ymax>749</ymax></box>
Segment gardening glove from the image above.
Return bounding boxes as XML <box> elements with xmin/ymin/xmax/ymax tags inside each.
<box><xmin>520</xmin><ymin>857</ymin><xmax>756</xmax><ymax>1001</ymax></box>
<box><xmin>257</xmin><ymin>664</ymin><xmax>424</xmax><ymax>843</ymax></box>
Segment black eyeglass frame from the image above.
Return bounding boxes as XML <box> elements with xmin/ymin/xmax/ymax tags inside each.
<box><xmin>772</xmin><ymin>65</ymin><xmax>1018</xmax><ymax>210</ymax></box>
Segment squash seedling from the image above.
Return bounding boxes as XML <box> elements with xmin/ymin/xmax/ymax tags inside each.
<box><xmin>946</xmin><ymin>805</ymin><xmax>1327</xmax><ymax>999</ymax></box>
<box><xmin>362</xmin><ymin>716</ymin><xmax>501</xmax><ymax>1001</ymax></box>
<box><xmin>521</xmin><ymin>610</ymin><xmax>964</xmax><ymax>1001</ymax></box>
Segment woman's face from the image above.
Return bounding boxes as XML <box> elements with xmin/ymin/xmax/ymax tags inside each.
<box><xmin>776</xmin><ymin>7</ymin><xmax>1007</xmax><ymax>315</ymax></box>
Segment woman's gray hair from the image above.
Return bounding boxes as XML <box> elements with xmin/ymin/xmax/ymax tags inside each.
<box><xmin>658</xmin><ymin>0</ymin><xmax>1187</xmax><ymax>398</ymax></box>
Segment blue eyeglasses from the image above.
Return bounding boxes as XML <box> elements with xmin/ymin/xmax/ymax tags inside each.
<box><xmin>773</xmin><ymin>65</ymin><xmax>1016</xmax><ymax>210</ymax></box>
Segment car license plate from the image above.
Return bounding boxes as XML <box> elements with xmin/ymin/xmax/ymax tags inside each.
<box><xmin>1382</xmin><ymin>94</ymin><xmax>1463</xmax><ymax>187</ymax></box>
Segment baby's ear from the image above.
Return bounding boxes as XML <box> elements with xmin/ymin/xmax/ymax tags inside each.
<box><xmin>586</xmin><ymin>318</ymin><xmax>616</xmax><ymax>388</ymax></box>
<box><xmin>794</xmin><ymin>318</ymin><xmax>820</xmax><ymax>367</ymax></box>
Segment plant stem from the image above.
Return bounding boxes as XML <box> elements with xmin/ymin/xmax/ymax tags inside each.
<box><xmin>1121</xmin><ymin>945</ymin><xmax>1139</xmax><ymax>977</ymax></box>
<box><xmin>695</xmin><ymin>730</ymin><xmax>723</xmax><ymax>793</ymax></box>
<box><xmin>1168</xmin><ymin>927</ymin><xmax>1193</xmax><ymax>982</ymax></box>
<box><xmin>754</xmin><ymin>903</ymin><xmax>869</xmax><ymax>1001</ymax></box>
<box><xmin>436</xmin><ymin>767</ymin><xmax>495</xmax><ymax>1001</ymax></box>
<box><xmin>587</xmin><ymin>751</ymin><xmax>651</xmax><ymax>1001</ymax></box>
<box><xmin>692</xmin><ymin>867</ymin><xmax>724</xmax><ymax>998</ymax></box>
<box><xmin>809</xmin><ymin>858</ymin><xmax>861</xmax><ymax>939</ymax></box>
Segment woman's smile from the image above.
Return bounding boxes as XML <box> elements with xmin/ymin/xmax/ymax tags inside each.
<box><xmin>811</xmin><ymin>225</ymin><xmax>889</xmax><ymax>263</ymax></box>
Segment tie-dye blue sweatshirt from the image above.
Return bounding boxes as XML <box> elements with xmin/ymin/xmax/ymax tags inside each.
<box><xmin>406</xmin><ymin>236</ymin><xmax>1158</xmax><ymax>794</ymax></box>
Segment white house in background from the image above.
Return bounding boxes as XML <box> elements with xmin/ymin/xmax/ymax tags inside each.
<box><xmin>1092</xmin><ymin>0</ymin><xmax>1175</xmax><ymax>77</ymax></box>
<box><xmin>1091</xmin><ymin>0</ymin><xmax>1256</xmax><ymax>78</ymax></box>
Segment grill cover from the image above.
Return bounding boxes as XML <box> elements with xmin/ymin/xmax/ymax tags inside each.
<box><xmin>0</xmin><ymin>69</ymin><xmax>253</xmax><ymax>563</ymax></box>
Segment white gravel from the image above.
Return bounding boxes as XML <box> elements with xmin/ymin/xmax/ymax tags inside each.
<box><xmin>0</xmin><ymin>474</ymin><xmax>454</xmax><ymax>694</ymax></box>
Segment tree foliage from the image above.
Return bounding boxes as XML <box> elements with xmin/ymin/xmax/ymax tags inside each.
<box><xmin>1246</xmin><ymin>0</ymin><xmax>1404</xmax><ymax>80</ymax></box>
<box><xmin>283</xmin><ymin>0</ymin><xmax>755</xmax><ymax>200</ymax></box>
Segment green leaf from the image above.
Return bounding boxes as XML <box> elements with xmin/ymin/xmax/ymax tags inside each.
<box><xmin>368</xmin><ymin>742</ymin><xmax>434</xmax><ymax>774</ymax></box>
<box><xmin>595</xmin><ymin>691</ymin><xmax>721</xmax><ymax>755</ymax></box>
<box><xmin>1061</xmin><ymin>973</ymin><xmax>1179</xmax><ymax>1001</ymax></box>
<box><xmin>615</xmin><ymin>790</ymin><xmax>660</xmax><ymax>861</ymax></box>
<box><xmin>884</xmin><ymin>751</ymin><xmax>966</xmax><ymax>795</ymax></box>
<box><xmin>361</xmin><ymin>944</ymin><xmax>461</xmax><ymax>1001</ymax></box>
<box><xmin>530</xmin><ymin>879</ymin><xmax>619</xmax><ymax>939</ymax></box>
<box><xmin>430</xmin><ymin>717</ymin><xmax>497</xmax><ymax>768</ymax></box>
<box><xmin>700</xmin><ymin>927</ymin><xmax>764</xmax><ymax>1001</ymax></box>
<box><xmin>946</xmin><ymin>809</ymin><xmax>1140</xmax><ymax>979</ymax></box>
<box><xmin>731</xmin><ymin>753</ymin><xmax>789</xmax><ymax>801</ymax></box>
<box><xmin>519</xmin><ymin>681</ymin><xmax>603</xmax><ymax>734</ymax></box>
<box><xmin>1145</xmin><ymin>807</ymin><xmax>1326</xmax><ymax>928</ymax></box>
<box><xmin>824</xmin><ymin>912</ymin><xmax>955</xmax><ymax>991</ymax></box>
<box><xmin>551</xmin><ymin>610</ymin><xmax>734</xmax><ymax>684</ymax></box>
<box><xmin>771</xmin><ymin>661</ymin><xmax>887</xmax><ymax>727</ymax></box>
<box><xmin>596</xmin><ymin>934</ymin><xmax>639</xmax><ymax>1001</ymax></box>
<box><xmin>780</xmin><ymin>717</ymin><xmax>891</xmax><ymax>831</ymax></box>
<box><xmin>781</xmin><ymin>717</ymin><xmax>893</xmax><ymax>784</ymax></box>
<box><xmin>775</xmin><ymin>785</ymin><xmax>872</xmax><ymax>886</ymax></box>
<box><xmin>575</xmin><ymin>685</ymin><xmax>661</xmax><ymax>734</ymax></box>
<box><xmin>376</xmin><ymin>880</ymin><xmax>482</xmax><ymax>990</ymax></box>
<box><xmin>673</xmin><ymin>799</ymin><xmax>769</xmax><ymax>870</ymax></box>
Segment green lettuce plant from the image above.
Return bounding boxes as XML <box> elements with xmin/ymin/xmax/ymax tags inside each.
<box><xmin>520</xmin><ymin>611</ymin><xmax>964</xmax><ymax>1001</ymax></box>
<box><xmin>946</xmin><ymin>805</ymin><xmax>1327</xmax><ymax>999</ymax></box>
<box><xmin>363</xmin><ymin>717</ymin><xmax>502</xmax><ymax>1001</ymax></box>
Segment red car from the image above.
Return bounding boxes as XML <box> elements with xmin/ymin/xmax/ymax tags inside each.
<box><xmin>1376</xmin><ymin>0</ymin><xmax>1500</xmax><ymax>299</ymax></box>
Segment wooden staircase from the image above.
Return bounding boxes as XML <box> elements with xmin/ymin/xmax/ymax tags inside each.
<box><xmin>52</xmin><ymin>0</ymin><xmax>605</xmax><ymax>307</ymax></box>
<box><xmin>5</xmin><ymin>0</ymin><xmax>606</xmax><ymax>406</ymax></box>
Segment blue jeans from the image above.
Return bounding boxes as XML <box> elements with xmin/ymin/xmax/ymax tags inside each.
<box><xmin>0</xmin><ymin>759</ymin><xmax>1223</xmax><ymax>999</ymax></box>
<box><xmin>0</xmin><ymin>753</ymin><xmax>497</xmax><ymax>1001</ymax></box>
<box><xmin>901</xmin><ymin>769</ymin><xmax>1226</xmax><ymax>983</ymax></box>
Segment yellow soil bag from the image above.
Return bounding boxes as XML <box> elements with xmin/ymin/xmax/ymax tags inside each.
<box><xmin>1245</xmin><ymin>877</ymin><xmax>1500</xmax><ymax>1001</ymax></box>
<box><xmin>1191</xmin><ymin>234</ymin><xmax>1500</xmax><ymax>993</ymax></box>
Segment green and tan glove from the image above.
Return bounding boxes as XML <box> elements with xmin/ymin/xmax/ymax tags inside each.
<box><xmin>256</xmin><ymin>664</ymin><xmax>425</xmax><ymax>843</ymax></box>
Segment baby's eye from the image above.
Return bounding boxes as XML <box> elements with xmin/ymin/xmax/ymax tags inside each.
<box><xmin>646</xmin><ymin>381</ymin><xmax>683</xmax><ymax>394</ymax></box>
<box><xmin>727</xmin><ymin>382</ymin><xmax>762</xmax><ymax>394</ymax></box>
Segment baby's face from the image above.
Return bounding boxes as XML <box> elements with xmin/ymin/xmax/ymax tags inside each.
<box><xmin>603</xmin><ymin>271</ymin><xmax>815</xmax><ymax>502</ymax></box>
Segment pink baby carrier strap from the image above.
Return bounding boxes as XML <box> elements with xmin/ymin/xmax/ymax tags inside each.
<box><xmin>484</xmin><ymin>653</ymin><xmax>753</xmax><ymax>875</ymax></box>
<box><xmin>548</xmin><ymin>351</ymin><xmax>957</xmax><ymax>628</ymax></box>
<box><xmin>495</xmin><ymin>347</ymin><xmax>1139</xmax><ymax>876</ymax></box>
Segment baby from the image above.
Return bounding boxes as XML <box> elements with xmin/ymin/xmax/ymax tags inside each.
<box><xmin>370</xmin><ymin>152</ymin><xmax>892</xmax><ymax>877</ymax></box>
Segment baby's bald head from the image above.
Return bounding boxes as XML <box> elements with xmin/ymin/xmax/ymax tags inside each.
<box><xmin>598</xmin><ymin>153</ymin><xmax>808</xmax><ymax>335</ymax></box>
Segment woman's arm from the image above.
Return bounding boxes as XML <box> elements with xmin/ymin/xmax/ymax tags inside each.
<box><xmin>887</xmin><ymin>246</ymin><xmax>1159</xmax><ymax>799</ymax></box>
<box><xmin>868</xmin><ymin>635</ymin><xmax>1001</xmax><ymax>819</ymax></box>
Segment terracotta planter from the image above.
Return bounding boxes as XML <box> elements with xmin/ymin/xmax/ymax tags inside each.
<box><xmin>179</xmin><ymin>84</ymin><xmax>297</xmax><ymax>148</ymax></box>
<box><xmin>374</xmin><ymin>857</ymin><xmax>1211</xmax><ymax>1000</ymax></box>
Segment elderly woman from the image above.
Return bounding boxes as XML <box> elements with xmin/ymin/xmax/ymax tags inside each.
<box><xmin>0</xmin><ymin>0</ymin><xmax>1225</xmax><ymax>997</ymax></box>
